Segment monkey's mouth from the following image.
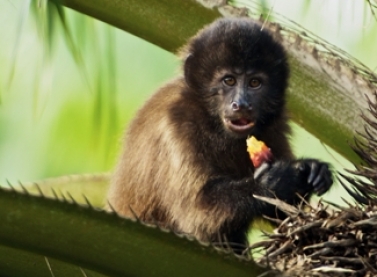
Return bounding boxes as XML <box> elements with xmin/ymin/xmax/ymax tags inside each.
<box><xmin>224</xmin><ymin>118</ymin><xmax>255</xmax><ymax>133</ymax></box>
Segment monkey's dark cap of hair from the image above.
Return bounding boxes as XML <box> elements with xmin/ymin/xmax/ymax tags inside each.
<box><xmin>183</xmin><ymin>18</ymin><xmax>289</xmax><ymax>90</ymax></box>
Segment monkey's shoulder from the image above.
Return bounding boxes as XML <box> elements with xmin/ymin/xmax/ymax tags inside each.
<box><xmin>138</xmin><ymin>78</ymin><xmax>185</xmax><ymax>113</ymax></box>
<box><xmin>124</xmin><ymin>78</ymin><xmax>198</xmax><ymax>146</ymax></box>
<box><xmin>132</xmin><ymin>78</ymin><xmax>204</xmax><ymax>128</ymax></box>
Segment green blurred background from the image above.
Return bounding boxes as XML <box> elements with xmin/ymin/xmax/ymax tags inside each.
<box><xmin>0</xmin><ymin>0</ymin><xmax>376</xmax><ymax>209</ymax></box>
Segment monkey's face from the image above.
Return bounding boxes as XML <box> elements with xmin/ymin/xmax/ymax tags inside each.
<box><xmin>183</xmin><ymin>18</ymin><xmax>289</xmax><ymax>138</ymax></box>
<box><xmin>207</xmin><ymin>67</ymin><xmax>280</xmax><ymax>138</ymax></box>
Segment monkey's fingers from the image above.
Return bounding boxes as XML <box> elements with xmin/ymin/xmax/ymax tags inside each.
<box><xmin>312</xmin><ymin>165</ymin><xmax>333</xmax><ymax>196</ymax></box>
<box><xmin>307</xmin><ymin>161</ymin><xmax>320</xmax><ymax>185</ymax></box>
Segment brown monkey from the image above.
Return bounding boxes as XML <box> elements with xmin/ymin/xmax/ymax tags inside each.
<box><xmin>107</xmin><ymin>18</ymin><xmax>333</xmax><ymax>252</ymax></box>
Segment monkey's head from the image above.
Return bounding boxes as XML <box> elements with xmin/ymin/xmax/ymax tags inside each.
<box><xmin>182</xmin><ymin>18</ymin><xmax>289</xmax><ymax>138</ymax></box>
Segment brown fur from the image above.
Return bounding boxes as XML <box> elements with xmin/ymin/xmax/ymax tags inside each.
<box><xmin>108</xmin><ymin>79</ymin><xmax>291</xmax><ymax>240</ymax></box>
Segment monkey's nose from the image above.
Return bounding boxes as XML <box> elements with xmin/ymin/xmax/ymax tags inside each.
<box><xmin>231</xmin><ymin>102</ymin><xmax>240</xmax><ymax>111</ymax></box>
<box><xmin>231</xmin><ymin>101</ymin><xmax>252</xmax><ymax>111</ymax></box>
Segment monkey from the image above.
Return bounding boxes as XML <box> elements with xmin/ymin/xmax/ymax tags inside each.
<box><xmin>107</xmin><ymin>18</ymin><xmax>333</xmax><ymax>253</ymax></box>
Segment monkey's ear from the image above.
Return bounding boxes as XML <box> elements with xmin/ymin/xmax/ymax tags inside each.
<box><xmin>183</xmin><ymin>53</ymin><xmax>198</xmax><ymax>89</ymax></box>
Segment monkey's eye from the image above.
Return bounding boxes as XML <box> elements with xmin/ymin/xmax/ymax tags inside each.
<box><xmin>249</xmin><ymin>78</ymin><xmax>262</xmax><ymax>88</ymax></box>
<box><xmin>223</xmin><ymin>76</ymin><xmax>236</xmax><ymax>86</ymax></box>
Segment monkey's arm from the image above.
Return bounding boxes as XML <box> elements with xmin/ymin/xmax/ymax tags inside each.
<box><xmin>199</xmin><ymin>159</ymin><xmax>332</xmax><ymax>222</ymax></box>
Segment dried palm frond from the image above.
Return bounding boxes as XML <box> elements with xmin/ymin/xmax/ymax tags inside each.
<box><xmin>340</xmin><ymin>92</ymin><xmax>377</xmax><ymax>205</ymax></box>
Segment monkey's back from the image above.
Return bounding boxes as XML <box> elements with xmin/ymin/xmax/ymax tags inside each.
<box><xmin>107</xmin><ymin>78</ymin><xmax>216</xmax><ymax>235</ymax></box>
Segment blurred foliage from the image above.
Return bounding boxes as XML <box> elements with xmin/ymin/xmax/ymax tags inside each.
<box><xmin>0</xmin><ymin>0</ymin><xmax>179</xmax><ymax>183</ymax></box>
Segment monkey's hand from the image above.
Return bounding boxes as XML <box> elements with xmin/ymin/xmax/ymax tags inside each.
<box><xmin>260</xmin><ymin>159</ymin><xmax>333</xmax><ymax>202</ymax></box>
<box><xmin>252</xmin><ymin>159</ymin><xmax>332</xmax><ymax>220</ymax></box>
<box><xmin>294</xmin><ymin>159</ymin><xmax>333</xmax><ymax>196</ymax></box>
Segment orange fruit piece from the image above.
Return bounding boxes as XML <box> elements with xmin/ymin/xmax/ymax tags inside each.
<box><xmin>246</xmin><ymin>136</ymin><xmax>273</xmax><ymax>168</ymax></box>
